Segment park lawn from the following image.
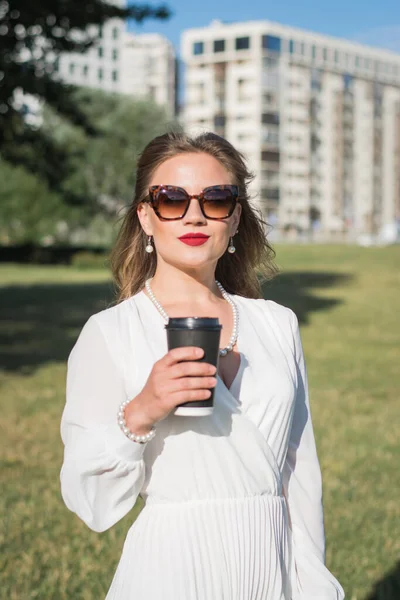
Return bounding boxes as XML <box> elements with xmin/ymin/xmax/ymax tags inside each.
<box><xmin>0</xmin><ymin>244</ymin><xmax>399</xmax><ymax>599</ymax></box>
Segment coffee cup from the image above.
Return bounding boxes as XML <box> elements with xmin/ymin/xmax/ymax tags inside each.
<box><xmin>165</xmin><ymin>317</ymin><xmax>221</xmax><ymax>416</ymax></box>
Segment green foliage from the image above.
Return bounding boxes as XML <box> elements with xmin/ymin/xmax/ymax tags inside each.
<box><xmin>1</xmin><ymin>89</ymin><xmax>172</xmax><ymax>245</ymax></box>
<box><xmin>0</xmin><ymin>0</ymin><xmax>170</xmax><ymax>159</ymax></box>
<box><xmin>43</xmin><ymin>87</ymin><xmax>172</xmax><ymax>212</ymax></box>
<box><xmin>0</xmin><ymin>0</ymin><xmax>172</xmax><ymax>246</ymax></box>
<box><xmin>0</xmin><ymin>159</ymin><xmax>71</xmax><ymax>244</ymax></box>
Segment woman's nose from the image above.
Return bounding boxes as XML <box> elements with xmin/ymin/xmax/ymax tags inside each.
<box><xmin>182</xmin><ymin>197</ymin><xmax>207</xmax><ymax>224</ymax></box>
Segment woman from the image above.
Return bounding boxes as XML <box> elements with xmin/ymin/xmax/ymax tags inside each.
<box><xmin>60</xmin><ymin>131</ymin><xmax>344</xmax><ymax>599</ymax></box>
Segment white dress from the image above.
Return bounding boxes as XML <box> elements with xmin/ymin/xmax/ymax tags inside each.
<box><xmin>60</xmin><ymin>291</ymin><xmax>345</xmax><ymax>600</ymax></box>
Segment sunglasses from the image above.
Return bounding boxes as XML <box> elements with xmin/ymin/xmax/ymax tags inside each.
<box><xmin>145</xmin><ymin>184</ymin><xmax>239</xmax><ymax>220</ymax></box>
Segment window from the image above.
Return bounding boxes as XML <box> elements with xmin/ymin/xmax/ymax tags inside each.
<box><xmin>355</xmin><ymin>56</ymin><xmax>361</xmax><ymax>68</ymax></box>
<box><xmin>323</xmin><ymin>48</ymin><xmax>328</xmax><ymax>61</ymax></box>
<box><xmin>69</xmin><ymin>63</ymin><xmax>75</xmax><ymax>75</ymax></box>
<box><xmin>261</xmin><ymin>187</ymin><xmax>280</xmax><ymax>201</ymax></box>
<box><xmin>312</xmin><ymin>45</ymin><xmax>317</xmax><ymax>60</ymax></box>
<box><xmin>334</xmin><ymin>50</ymin><xmax>340</xmax><ymax>64</ymax></box>
<box><xmin>193</xmin><ymin>41</ymin><xmax>204</xmax><ymax>55</ymax></box>
<box><xmin>236</xmin><ymin>36</ymin><xmax>250</xmax><ymax>50</ymax></box>
<box><xmin>98</xmin><ymin>26</ymin><xmax>103</xmax><ymax>39</ymax></box>
<box><xmin>299</xmin><ymin>42</ymin><xmax>305</xmax><ymax>55</ymax></box>
<box><xmin>113</xmin><ymin>27</ymin><xmax>119</xmax><ymax>40</ymax></box>
<box><xmin>214</xmin><ymin>39</ymin><xmax>225</xmax><ymax>52</ymax></box>
<box><xmin>112</xmin><ymin>49</ymin><xmax>118</xmax><ymax>61</ymax></box>
<box><xmin>289</xmin><ymin>39</ymin><xmax>295</xmax><ymax>54</ymax></box>
<box><xmin>112</xmin><ymin>70</ymin><xmax>118</xmax><ymax>82</ymax></box>
<box><xmin>98</xmin><ymin>46</ymin><xmax>103</xmax><ymax>58</ymax></box>
<box><xmin>98</xmin><ymin>68</ymin><xmax>103</xmax><ymax>81</ymax></box>
<box><xmin>214</xmin><ymin>115</ymin><xmax>226</xmax><ymax>127</ymax></box>
<box><xmin>262</xmin><ymin>112</ymin><xmax>280</xmax><ymax>125</ymax></box>
<box><xmin>262</xmin><ymin>35</ymin><xmax>281</xmax><ymax>53</ymax></box>
<box><xmin>83</xmin><ymin>65</ymin><xmax>88</xmax><ymax>76</ymax></box>
<box><xmin>311</xmin><ymin>68</ymin><xmax>322</xmax><ymax>90</ymax></box>
<box><xmin>261</xmin><ymin>150</ymin><xmax>280</xmax><ymax>162</ymax></box>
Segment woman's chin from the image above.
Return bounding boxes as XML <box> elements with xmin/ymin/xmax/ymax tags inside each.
<box><xmin>162</xmin><ymin>252</ymin><xmax>220</xmax><ymax>271</ymax></box>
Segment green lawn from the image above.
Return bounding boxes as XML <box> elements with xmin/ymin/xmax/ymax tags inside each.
<box><xmin>1</xmin><ymin>245</ymin><xmax>399</xmax><ymax>599</ymax></box>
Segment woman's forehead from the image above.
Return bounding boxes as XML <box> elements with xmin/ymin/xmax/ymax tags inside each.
<box><xmin>150</xmin><ymin>153</ymin><xmax>232</xmax><ymax>192</ymax></box>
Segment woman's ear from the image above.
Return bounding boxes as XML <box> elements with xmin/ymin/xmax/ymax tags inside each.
<box><xmin>137</xmin><ymin>202</ymin><xmax>153</xmax><ymax>237</ymax></box>
<box><xmin>231</xmin><ymin>203</ymin><xmax>242</xmax><ymax>236</ymax></box>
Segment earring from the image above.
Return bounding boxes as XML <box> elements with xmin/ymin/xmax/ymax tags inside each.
<box><xmin>227</xmin><ymin>236</ymin><xmax>236</xmax><ymax>254</ymax></box>
<box><xmin>145</xmin><ymin>235</ymin><xmax>154</xmax><ymax>253</ymax></box>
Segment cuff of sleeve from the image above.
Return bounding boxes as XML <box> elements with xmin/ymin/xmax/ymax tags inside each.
<box><xmin>105</xmin><ymin>422</ymin><xmax>147</xmax><ymax>463</ymax></box>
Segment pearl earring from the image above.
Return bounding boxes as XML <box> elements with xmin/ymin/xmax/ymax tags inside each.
<box><xmin>227</xmin><ymin>236</ymin><xmax>236</xmax><ymax>254</ymax></box>
<box><xmin>145</xmin><ymin>235</ymin><xmax>154</xmax><ymax>253</ymax></box>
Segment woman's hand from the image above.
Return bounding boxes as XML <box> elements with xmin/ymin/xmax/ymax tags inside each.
<box><xmin>124</xmin><ymin>347</ymin><xmax>217</xmax><ymax>436</ymax></box>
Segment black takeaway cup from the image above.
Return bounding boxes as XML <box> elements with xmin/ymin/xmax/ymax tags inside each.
<box><xmin>165</xmin><ymin>317</ymin><xmax>222</xmax><ymax>416</ymax></box>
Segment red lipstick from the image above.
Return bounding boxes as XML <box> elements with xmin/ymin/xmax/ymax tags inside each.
<box><xmin>178</xmin><ymin>233</ymin><xmax>210</xmax><ymax>246</ymax></box>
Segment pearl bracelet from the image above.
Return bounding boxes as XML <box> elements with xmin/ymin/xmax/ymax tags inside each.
<box><xmin>117</xmin><ymin>399</ymin><xmax>156</xmax><ymax>444</ymax></box>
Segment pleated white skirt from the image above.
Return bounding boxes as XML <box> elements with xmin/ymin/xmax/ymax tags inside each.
<box><xmin>106</xmin><ymin>494</ymin><xmax>292</xmax><ymax>600</ymax></box>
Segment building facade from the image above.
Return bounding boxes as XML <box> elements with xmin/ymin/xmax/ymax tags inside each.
<box><xmin>55</xmin><ymin>1</ymin><xmax>176</xmax><ymax>117</ymax></box>
<box><xmin>182</xmin><ymin>20</ymin><xmax>400</xmax><ymax>239</ymax></box>
<box><xmin>120</xmin><ymin>33</ymin><xmax>177</xmax><ymax>117</ymax></box>
<box><xmin>56</xmin><ymin>0</ymin><xmax>126</xmax><ymax>95</ymax></box>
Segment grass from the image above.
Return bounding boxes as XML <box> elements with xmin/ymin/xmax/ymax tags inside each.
<box><xmin>1</xmin><ymin>245</ymin><xmax>399</xmax><ymax>599</ymax></box>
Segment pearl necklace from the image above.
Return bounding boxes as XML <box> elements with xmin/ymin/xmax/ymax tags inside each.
<box><xmin>145</xmin><ymin>278</ymin><xmax>239</xmax><ymax>357</ymax></box>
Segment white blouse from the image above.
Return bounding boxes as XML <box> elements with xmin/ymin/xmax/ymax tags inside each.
<box><xmin>60</xmin><ymin>292</ymin><xmax>344</xmax><ymax>599</ymax></box>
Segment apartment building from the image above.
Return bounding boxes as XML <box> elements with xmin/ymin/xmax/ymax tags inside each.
<box><xmin>56</xmin><ymin>0</ymin><xmax>125</xmax><ymax>95</ymax></box>
<box><xmin>182</xmin><ymin>20</ymin><xmax>400</xmax><ymax>238</ymax></box>
<box><xmin>120</xmin><ymin>33</ymin><xmax>177</xmax><ymax>117</ymax></box>
<box><xmin>55</xmin><ymin>1</ymin><xmax>176</xmax><ymax>116</ymax></box>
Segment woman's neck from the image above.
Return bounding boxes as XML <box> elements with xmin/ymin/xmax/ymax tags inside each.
<box><xmin>149</xmin><ymin>266</ymin><xmax>221</xmax><ymax>306</ymax></box>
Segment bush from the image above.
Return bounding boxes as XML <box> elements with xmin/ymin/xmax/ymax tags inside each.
<box><xmin>70</xmin><ymin>250</ymin><xmax>110</xmax><ymax>269</ymax></box>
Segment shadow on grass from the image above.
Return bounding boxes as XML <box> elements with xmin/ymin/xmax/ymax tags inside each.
<box><xmin>0</xmin><ymin>271</ymin><xmax>352</xmax><ymax>373</ymax></box>
<box><xmin>262</xmin><ymin>271</ymin><xmax>352</xmax><ymax>325</ymax></box>
<box><xmin>364</xmin><ymin>561</ymin><xmax>400</xmax><ymax>600</ymax></box>
<box><xmin>0</xmin><ymin>281</ymin><xmax>115</xmax><ymax>373</ymax></box>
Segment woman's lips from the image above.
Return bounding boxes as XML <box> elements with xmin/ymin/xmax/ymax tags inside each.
<box><xmin>178</xmin><ymin>234</ymin><xmax>210</xmax><ymax>246</ymax></box>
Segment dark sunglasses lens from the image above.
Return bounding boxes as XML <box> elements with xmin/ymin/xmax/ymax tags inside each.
<box><xmin>202</xmin><ymin>188</ymin><xmax>236</xmax><ymax>218</ymax></box>
<box><xmin>155</xmin><ymin>188</ymin><xmax>188</xmax><ymax>219</ymax></box>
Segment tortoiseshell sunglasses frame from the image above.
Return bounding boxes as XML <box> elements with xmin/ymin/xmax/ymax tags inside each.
<box><xmin>145</xmin><ymin>184</ymin><xmax>239</xmax><ymax>220</ymax></box>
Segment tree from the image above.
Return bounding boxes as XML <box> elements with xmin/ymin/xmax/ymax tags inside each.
<box><xmin>0</xmin><ymin>89</ymin><xmax>173</xmax><ymax>245</ymax></box>
<box><xmin>46</xmin><ymin>86</ymin><xmax>172</xmax><ymax>209</ymax></box>
<box><xmin>0</xmin><ymin>0</ymin><xmax>170</xmax><ymax>170</ymax></box>
<box><xmin>0</xmin><ymin>158</ymin><xmax>71</xmax><ymax>244</ymax></box>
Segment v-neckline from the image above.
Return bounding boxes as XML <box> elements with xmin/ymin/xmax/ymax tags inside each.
<box><xmin>217</xmin><ymin>352</ymin><xmax>243</xmax><ymax>398</ymax></box>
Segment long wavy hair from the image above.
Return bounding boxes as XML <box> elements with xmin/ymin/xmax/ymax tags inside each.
<box><xmin>110</xmin><ymin>130</ymin><xmax>278</xmax><ymax>302</ymax></box>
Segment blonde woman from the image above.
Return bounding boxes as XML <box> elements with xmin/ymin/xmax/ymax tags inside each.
<box><xmin>60</xmin><ymin>131</ymin><xmax>344</xmax><ymax>599</ymax></box>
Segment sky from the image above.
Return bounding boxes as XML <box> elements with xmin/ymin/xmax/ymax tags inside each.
<box><xmin>127</xmin><ymin>0</ymin><xmax>400</xmax><ymax>54</ymax></box>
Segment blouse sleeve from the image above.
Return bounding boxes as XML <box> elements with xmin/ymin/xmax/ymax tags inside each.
<box><xmin>60</xmin><ymin>316</ymin><xmax>146</xmax><ymax>533</ymax></box>
<box><xmin>283</xmin><ymin>311</ymin><xmax>345</xmax><ymax>599</ymax></box>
